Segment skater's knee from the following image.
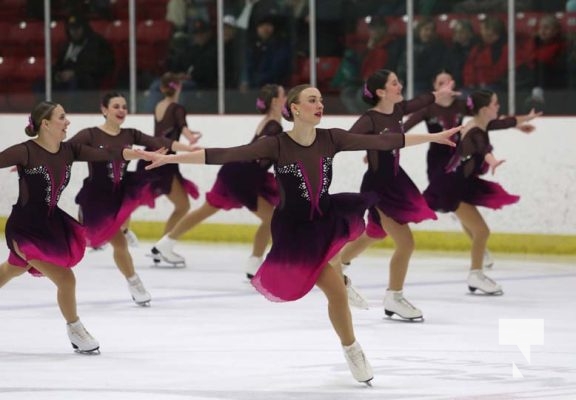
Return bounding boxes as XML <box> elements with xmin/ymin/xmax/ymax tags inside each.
<box><xmin>0</xmin><ymin>262</ymin><xmax>28</xmax><ymax>279</ymax></box>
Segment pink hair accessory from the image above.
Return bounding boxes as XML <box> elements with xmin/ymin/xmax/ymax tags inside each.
<box><xmin>466</xmin><ymin>96</ymin><xmax>474</xmax><ymax>110</ymax></box>
<box><xmin>281</xmin><ymin>104</ymin><xmax>291</xmax><ymax>118</ymax></box>
<box><xmin>363</xmin><ymin>84</ymin><xmax>373</xmax><ymax>98</ymax></box>
<box><xmin>168</xmin><ymin>81</ymin><xmax>181</xmax><ymax>90</ymax></box>
<box><xmin>27</xmin><ymin>115</ymin><xmax>35</xmax><ymax>131</ymax></box>
<box><xmin>256</xmin><ymin>97</ymin><xmax>266</xmax><ymax>111</ymax></box>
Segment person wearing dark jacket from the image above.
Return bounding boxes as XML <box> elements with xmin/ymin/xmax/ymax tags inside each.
<box><xmin>53</xmin><ymin>14</ymin><xmax>115</xmax><ymax>90</ymax></box>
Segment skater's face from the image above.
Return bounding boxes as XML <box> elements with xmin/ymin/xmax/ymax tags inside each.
<box><xmin>378</xmin><ymin>72</ymin><xmax>403</xmax><ymax>103</ymax></box>
<box><xmin>292</xmin><ymin>87</ymin><xmax>324</xmax><ymax>125</ymax></box>
<box><xmin>44</xmin><ymin>104</ymin><xmax>70</xmax><ymax>141</ymax></box>
<box><xmin>101</xmin><ymin>96</ymin><xmax>128</xmax><ymax>126</ymax></box>
<box><xmin>481</xmin><ymin>94</ymin><xmax>500</xmax><ymax>120</ymax></box>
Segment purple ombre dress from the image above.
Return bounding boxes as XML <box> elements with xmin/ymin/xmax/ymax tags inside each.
<box><xmin>136</xmin><ymin>103</ymin><xmax>199</xmax><ymax>200</ymax></box>
<box><xmin>423</xmin><ymin>126</ymin><xmax>519</xmax><ymax>212</ymax></box>
<box><xmin>69</xmin><ymin>128</ymin><xmax>173</xmax><ymax>248</ymax></box>
<box><xmin>205</xmin><ymin>128</ymin><xmax>405</xmax><ymax>302</ymax></box>
<box><xmin>205</xmin><ymin>120</ymin><xmax>282</xmax><ymax>211</ymax></box>
<box><xmin>403</xmin><ymin>99</ymin><xmax>518</xmax><ymax>212</ymax></box>
<box><xmin>0</xmin><ymin>140</ymin><xmax>124</xmax><ymax>275</ymax></box>
<box><xmin>351</xmin><ymin>93</ymin><xmax>437</xmax><ymax>239</ymax></box>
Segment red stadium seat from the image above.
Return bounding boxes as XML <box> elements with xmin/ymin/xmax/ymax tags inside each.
<box><xmin>0</xmin><ymin>56</ymin><xmax>20</xmax><ymax>90</ymax></box>
<box><xmin>137</xmin><ymin>19</ymin><xmax>173</xmax><ymax>46</ymax></box>
<box><xmin>0</xmin><ymin>0</ymin><xmax>27</xmax><ymax>22</ymax></box>
<box><xmin>299</xmin><ymin>57</ymin><xmax>342</xmax><ymax>92</ymax></box>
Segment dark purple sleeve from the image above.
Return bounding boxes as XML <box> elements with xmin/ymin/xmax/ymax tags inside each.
<box><xmin>69</xmin><ymin>142</ymin><xmax>125</xmax><ymax>162</ymax></box>
<box><xmin>173</xmin><ymin>104</ymin><xmax>188</xmax><ymax>133</ymax></box>
<box><xmin>403</xmin><ymin>107</ymin><xmax>428</xmax><ymax>132</ymax></box>
<box><xmin>329</xmin><ymin>128</ymin><xmax>405</xmax><ymax>152</ymax></box>
<box><xmin>402</xmin><ymin>92</ymin><xmax>435</xmax><ymax>115</ymax></box>
<box><xmin>487</xmin><ymin>116</ymin><xmax>517</xmax><ymax>131</ymax></box>
<box><xmin>0</xmin><ymin>143</ymin><xmax>28</xmax><ymax>168</ymax></box>
<box><xmin>67</xmin><ymin>129</ymin><xmax>92</xmax><ymax>145</ymax></box>
<box><xmin>349</xmin><ymin>114</ymin><xmax>376</xmax><ymax>135</ymax></box>
<box><xmin>205</xmin><ymin>136</ymin><xmax>279</xmax><ymax>165</ymax></box>
<box><xmin>133</xmin><ymin>129</ymin><xmax>173</xmax><ymax>150</ymax></box>
<box><xmin>260</xmin><ymin>120</ymin><xmax>283</xmax><ymax>138</ymax></box>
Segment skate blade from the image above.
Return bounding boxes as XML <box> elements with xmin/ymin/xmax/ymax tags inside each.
<box><xmin>146</xmin><ymin>253</ymin><xmax>186</xmax><ymax>268</ymax></box>
<box><xmin>362</xmin><ymin>378</ymin><xmax>373</xmax><ymax>387</ymax></box>
<box><xmin>73</xmin><ymin>346</ymin><xmax>100</xmax><ymax>355</ymax></box>
<box><xmin>384</xmin><ymin>310</ymin><xmax>424</xmax><ymax>322</ymax></box>
<box><xmin>468</xmin><ymin>286</ymin><xmax>504</xmax><ymax>296</ymax></box>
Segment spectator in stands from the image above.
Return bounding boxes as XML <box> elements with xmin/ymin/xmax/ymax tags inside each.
<box><xmin>286</xmin><ymin>0</ymin><xmax>345</xmax><ymax>57</ymax></box>
<box><xmin>166</xmin><ymin>0</ymin><xmax>214</xmax><ymax>36</ymax></box>
<box><xmin>445</xmin><ymin>19</ymin><xmax>479</xmax><ymax>88</ymax></box>
<box><xmin>53</xmin><ymin>14</ymin><xmax>115</xmax><ymax>91</ymax></box>
<box><xmin>462</xmin><ymin>17</ymin><xmax>508</xmax><ymax>91</ymax></box>
<box><xmin>144</xmin><ymin>18</ymin><xmax>218</xmax><ymax>111</ymax></box>
<box><xmin>240</xmin><ymin>15</ymin><xmax>291</xmax><ymax>91</ymax></box>
<box><xmin>397</xmin><ymin>17</ymin><xmax>447</xmax><ymax>95</ymax></box>
<box><xmin>523</xmin><ymin>14</ymin><xmax>568</xmax><ymax>107</ymax></box>
<box><xmin>334</xmin><ymin>15</ymin><xmax>403</xmax><ymax>113</ymax></box>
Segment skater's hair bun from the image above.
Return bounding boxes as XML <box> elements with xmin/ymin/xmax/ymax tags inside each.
<box><xmin>363</xmin><ymin>69</ymin><xmax>393</xmax><ymax>106</ymax></box>
<box><xmin>26</xmin><ymin>101</ymin><xmax>58</xmax><ymax>137</ymax></box>
<box><xmin>283</xmin><ymin>84</ymin><xmax>312</xmax><ymax>122</ymax></box>
<box><xmin>469</xmin><ymin>89</ymin><xmax>494</xmax><ymax>115</ymax></box>
<box><xmin>256</xmin><ymin>84</ymin><xmax>281</xmax><ymax>114</ymax></box>
<box><xmin>160</xmin><ymin>72</ymin><xmax>182</xmax><ymax>97</ymax></box>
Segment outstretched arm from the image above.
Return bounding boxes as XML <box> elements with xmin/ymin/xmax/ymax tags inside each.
<box><xmin>515</xmin><ymin>108</ymin><xmax>542</xmax><ymax>126</ymax></box>
<box><xmin>484</xmin><ymin>152</ymin><xmax>505</xmax><ymax>175</ymax></box>
<box><xmin>404</xmin><ymin>126</ymin><xmax>461</xmax><ymax>147</ymax></box>
<box><xmin>134</xmin><ymin>149</ymin><xmax>205</xmax><ymax>169</ymax></box>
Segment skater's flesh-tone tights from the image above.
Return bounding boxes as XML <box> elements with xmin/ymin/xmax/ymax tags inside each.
<box><xmin>0</xmin><ymin>243</ymin><xmax>79</xmax><ymax>324</ymax></box>
<box><xmin>167</xmin><ymin>196</ymin><xmax>274</xmax><ymax>258</ymax></box>
<box><xmin>454</xmin><ymin>202</ymin><xmax>489</xmax><ymax>270</ymax></box>
<box><xmin>316</xmin><ymin>263</ymin><xmax>355</xmax><ymax>346</ymax></box>
<box><xmin>341</xmin><ymin>207</ymin><xmax>414</xmax><ymax>291</ymax></box>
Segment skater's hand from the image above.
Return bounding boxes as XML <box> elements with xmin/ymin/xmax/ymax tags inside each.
<box><xmin>490</xmin><ymin>159</ymin><xmax>506</xmax><ymax>175</ymax></box>
<box><xmin>135</xmin><ymin>149</ymin><xmax>169</xmax><ymax>169</ymax></box>
<box><xmin>485</xmin><ymin>152</ymin><xmax>505</xmax><ymax>175</ymax></box>
<box><xmin>433</xmin><ymin>80</ymin><xmax>461</xmax><ymax>102</ymax></box>
<box><xmin>431</xmin><ymin>126</ymin><xmax>461</xmax><ymax>147</ymax></box>
<box><xmin>516</xmin><ymin>124</ymin><xmax>535</xmax><ymax>134</ymax></box>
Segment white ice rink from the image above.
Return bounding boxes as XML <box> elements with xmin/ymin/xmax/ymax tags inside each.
<box><xmin>0</xmin><ymin>241</ymin><xmax>575</xmax><ymax>400</ymax></box>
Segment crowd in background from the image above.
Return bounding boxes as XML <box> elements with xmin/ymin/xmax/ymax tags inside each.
<box><xmin>0</xmin><ymin>0</ymin><xmax>574</xmax><ymax>114</ymax></box>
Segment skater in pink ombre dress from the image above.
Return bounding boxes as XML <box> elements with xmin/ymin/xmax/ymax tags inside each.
<box><xmin>136</xmin><ymin>72</ymin><xmax>202</xmax><ymax>235</ymax></box>
<box><xmin>403</xmin><ymin>70</ymin><xmax>539</xmax><ymax>271</ymax></box>
<box><xmin>0</xmin><ymin>101</ymin><xmax>143</xmax><ymax>353</ymax></box>
<box><xmin>339</xmin><ymin>69</ymin><xmax>459</xmax><ymax>321</ymax></box>
<box><xmin>69</xmin><ymin>92</ymin><xmax>198</xmax><ymax>307</ymax></box>
<box><xmin>423</xmin><ymin>89</ymin><xmax>539</xmax><ymax>295</ymax></box>
<box><xmin>135</xmin><ymin>84</ymin><xmax>460</xmax><ymax>385</ymax></box>
<box><xmin>150</xmin><ymin>84</ymin><xmax>284</xmax><ymax>276</ymax></box>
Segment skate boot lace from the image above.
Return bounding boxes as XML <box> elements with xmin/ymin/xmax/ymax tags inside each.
<box><xmin>478</xmin><ymin>272</ymin><xmax>497</xmax><ymax>286</ymax></box>
<box><xmin>396</xmin><ymin>295</ymin><xmax>418</xmax><ymax>310</ymax></box>
<box><xmin>73</xmin><ymin>324</ymin><xmax>92</xmax><ymax>341</ymax></box>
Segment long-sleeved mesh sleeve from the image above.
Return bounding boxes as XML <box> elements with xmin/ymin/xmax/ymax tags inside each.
<box><xmin>329</xmin><ymin>128</ymin><xmax>405</xmax><ymax>151</ymax></box>
<box><xmin>0</xmin><ymin>143</ymin><xmax>28</xmax><ymax>168</ymax></box>
<box><xmin>205</xmin><ymin>136</ymin><xmax>279</xmax><ymax>165</ymax></box>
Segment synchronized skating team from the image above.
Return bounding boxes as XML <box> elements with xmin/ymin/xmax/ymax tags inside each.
<box><xmin>0</xmin><ymin>69</ymin><xmax>539</xmax><ymax>386</ymax></box>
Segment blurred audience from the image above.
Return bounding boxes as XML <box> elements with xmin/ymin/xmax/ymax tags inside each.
<box><xmin>397</xmin><ymin>17</ymin><xmax>447</xmax><ymax>94</ymax></box>
<box><xmin>53</xmin><ymin>14</ymin><xmax>115</xmax><ymax>91</ymax></box>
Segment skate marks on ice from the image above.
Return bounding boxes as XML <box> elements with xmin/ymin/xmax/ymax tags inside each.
<box><xmin>0</xmin><ymin>243</ymin><xmax>575</xmax><ymax>399</ymax></box>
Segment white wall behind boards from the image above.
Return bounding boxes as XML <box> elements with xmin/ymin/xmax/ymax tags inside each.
<box><xmin>0</xmin><ymin>113</ymin><xmax>574</xmax><ymax>235</ymax></box>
